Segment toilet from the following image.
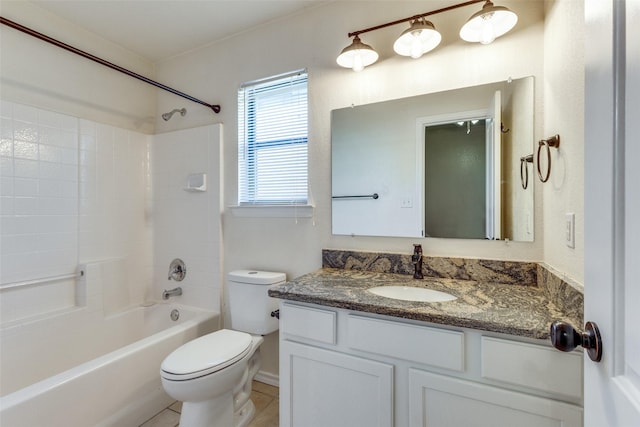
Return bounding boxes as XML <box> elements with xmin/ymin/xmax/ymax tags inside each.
<box><xmin>160</xmin><ymin>270</ymin><xmax>284</xmax><ymax>427</ymax></box>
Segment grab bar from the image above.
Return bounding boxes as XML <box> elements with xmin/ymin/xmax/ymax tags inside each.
<box><xmin>332</xmin><ymin>193</ymin><xmax>379</xmax><ymax>200</ymax></box>
<box><xmin>0</xmin><ymin>271</ymin><xmax>84</xmax><ymax>291</ymax></box>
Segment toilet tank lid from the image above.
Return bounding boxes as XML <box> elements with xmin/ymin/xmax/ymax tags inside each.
<box><xmin>228</xmin><ymin>270</ymin><xmax>286</xmax><ymax>285</ymax></box>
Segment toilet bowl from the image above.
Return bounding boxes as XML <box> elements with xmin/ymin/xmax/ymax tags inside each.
<box><xmin>160</xmin><ymin>270</ymin><xmax>284</xmax><ymax>427</ymax></box>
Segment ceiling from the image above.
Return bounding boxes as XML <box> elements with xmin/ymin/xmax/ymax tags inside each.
<box><xmin>29</xmin><ymin>0</ymin><xmax>331</xmax><ymax>62</ymax></box>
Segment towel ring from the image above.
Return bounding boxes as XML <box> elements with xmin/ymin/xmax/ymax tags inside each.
<box><xmin>537</xmin><ymin>135</ymin><xmax>560</xmax><ymax>182</ymax></box>
<box><xmin>520</xmin><ymin>154</ymin><xmax>534</xmax><ymax>189</ymax></box>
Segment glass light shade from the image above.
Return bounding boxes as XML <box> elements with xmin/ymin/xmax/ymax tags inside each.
<box><xmin>459</xmin><ymin>1</ymin><xmax>518</xmax><ymax>44</ymax></box>
<box><xmin>393</xmin><ymin>19</ymin><xmax>442</xmax><ymax>59</ymax></box>
<box><xmin>336</xmin><ymin>35</ymin><xmax>379</xmax><ymax>72</ymax></box>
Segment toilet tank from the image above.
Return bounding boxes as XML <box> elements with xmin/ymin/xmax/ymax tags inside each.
<box><xmin>227</xmin><ymin>270</ymin><xmax>285</xmax><ymax>335</ymax></box>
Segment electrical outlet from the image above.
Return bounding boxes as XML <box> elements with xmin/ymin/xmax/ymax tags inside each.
<box><xmin>401</xmin><ymin>196</ymin><xmax>413</xmax><ymax>208</ymax></box>
<box><xmin>565</xmin><ymin>213</ymin><xmax>575</xmax><ymax>248</ymax></box>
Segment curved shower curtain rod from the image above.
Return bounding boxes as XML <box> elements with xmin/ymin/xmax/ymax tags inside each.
<box><xmin>0</xmin><ymin>17</ymin><xmax>221</xmax><ymax>114</ymax></box>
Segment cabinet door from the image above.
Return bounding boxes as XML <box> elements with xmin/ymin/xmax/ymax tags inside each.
<box><xmin>280</xmin><ymin>340</ymin><xmax>393</xmax><ymax>427</ymax></box>
<box><xmin>409</xmin><ymin>369</ymin><xmax>582</xmax><ymax>427</ymax></box>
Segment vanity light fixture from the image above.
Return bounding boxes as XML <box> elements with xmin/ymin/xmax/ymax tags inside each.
<box><xmin>459</xmin><ymin>0</ymin><xmax>518</xmax><ymax>44</ymax></box>
<box><xmin>336</xmin><ymin>35</ymin><xmax>379</xmax><ymax>72</ymax></box>
<box><xmin>393</xmin><ymin>19</ymin><xmax>442</xmax><ymax>59</ymax></box>
<box><xmin>336</xmin><ymin>0</ymin><xmax>518</xmax><ymax>71</ymax></box>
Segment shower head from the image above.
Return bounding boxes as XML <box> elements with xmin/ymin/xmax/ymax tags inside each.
<box><xmin>162</xmin><ymin>108</ymin><xmax>186</xmax><ymax>121</ymax></box>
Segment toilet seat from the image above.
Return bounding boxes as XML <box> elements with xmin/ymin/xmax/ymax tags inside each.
<box><xmin>161</xmin><ymin>329</ymin><xmax>253</xmax><ymax>381</ymax></box>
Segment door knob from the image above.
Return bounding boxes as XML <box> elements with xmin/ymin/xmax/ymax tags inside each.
<box><xmin>550</xmin><ymin>321</ymin><xmax>602</xmax><ymax>362</ymax></box>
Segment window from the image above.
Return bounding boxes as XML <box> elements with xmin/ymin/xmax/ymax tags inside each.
<box><xmin>238</xmin><ymin>70</ymin><xmax>308</xmax><ymax>206</ymax></box>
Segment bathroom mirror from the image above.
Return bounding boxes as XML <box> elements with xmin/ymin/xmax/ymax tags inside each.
<box><xmin>331</xmin><ymin>76</ymin><xmax>534</xmax><ymax>241</ymax></box>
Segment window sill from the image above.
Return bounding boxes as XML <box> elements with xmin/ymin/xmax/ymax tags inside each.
<box><xmin>229</xmin><ymin>204</ymin><xmax>314</xmax><ymax>218</ymax></box>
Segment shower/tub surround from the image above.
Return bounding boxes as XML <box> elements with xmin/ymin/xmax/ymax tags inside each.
<box><xmin>0</xmin><ymin>265</ymin><xmax>218</xmax><ymax>425</ymax></box>
<box><xmin>0</xmin><ymin>101</ymin><xmax>224</xmax><ymax>424</ymax></box>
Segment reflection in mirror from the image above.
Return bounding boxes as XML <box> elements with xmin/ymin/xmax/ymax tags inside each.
<box><xmin>331</xmin><ymin>76</ymin><xmax>534</xmax><ymax>241</ymax></box>
<box><xmin>424</xmin><ymin>119</ymin><xmax>488</xmax><ymax>239</ymax></box>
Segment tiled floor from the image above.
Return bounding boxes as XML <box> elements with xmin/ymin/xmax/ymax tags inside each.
<box><xmin>140</xmin><ymin>381</ymin><xmax>279</xmax><ymax>427</ymax></box>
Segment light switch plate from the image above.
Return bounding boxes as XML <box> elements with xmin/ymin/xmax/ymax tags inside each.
<box><xmin>565</xmin><ymin>213</ymin><xmax>575</xmax><ymax>248</ymax></box>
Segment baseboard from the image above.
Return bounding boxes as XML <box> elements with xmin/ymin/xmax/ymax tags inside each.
<box><xmin>254</xmin><ymin>370</ymin><xmax>279</xmax><ymax>387</ymax></box>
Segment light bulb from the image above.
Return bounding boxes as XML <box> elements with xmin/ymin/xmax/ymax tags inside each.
<box><xmin>480</xmin><ymin>16</ymin><xmax>496</xmax><ymax>44</ymax></box>
<box><xmin>410</xmin><ymin>34</ymin><xmax>424</xmax><ymax>59</ymax></box>
<box><xmin>352</xmin><ymin>53</ymin><xmax>364</xmax><ymax>72</ymax></box>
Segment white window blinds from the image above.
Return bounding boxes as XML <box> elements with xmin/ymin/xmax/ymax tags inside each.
<box><xmin>238</xmin><ymin>70</ymin><xmax>308</xmax><ymax>205</ymax></box>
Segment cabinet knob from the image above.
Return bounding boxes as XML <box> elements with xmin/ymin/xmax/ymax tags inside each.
<box><xmin>550</xmin><ymin>321</ymin><xmax>602</xmax><ymax>362</ymax></box>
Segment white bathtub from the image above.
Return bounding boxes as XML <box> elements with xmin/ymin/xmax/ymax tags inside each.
<box><xmin>0</xmin><ymin>303</ymin><xmax>218</xmax><ymax>426</ymax></box>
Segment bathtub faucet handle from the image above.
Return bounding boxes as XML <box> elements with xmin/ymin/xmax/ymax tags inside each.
<box><xmin>168</xmin><ymin>258</ymin><xmax>186</xmax><ymax>281</ymax></box>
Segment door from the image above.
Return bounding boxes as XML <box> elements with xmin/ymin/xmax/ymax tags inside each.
<box><xmin>584</xmin><ymin>0</ymin><xmax>640</xmax><ymax>425</ymax></box>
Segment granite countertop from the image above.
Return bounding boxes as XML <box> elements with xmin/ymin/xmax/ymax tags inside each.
<box><xmin>268</xmin><ymin>267</ymin><xmax>579</xmax><ymax>340</ymax></box>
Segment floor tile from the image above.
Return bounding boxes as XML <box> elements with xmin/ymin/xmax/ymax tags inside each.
<box><xmin>140</xmin><ymin>381</ymin><xmax>278</xmax><ymax>427</ymax></box>
<box><xmin>247</xmin><ymin>398</ymin><xmax>279</xmax><ymax>427</ymax></box>
<box><xmin>139</xmin><ymin>408</ymin><xmax>180</xmax><ymax>427</ymax></box>
<box><xmin>253</xmin><ymin>381</ymin><xmax>279</xmax><ymax>398</ymax></box>
<box><xmin>251</xmin><ymin>389</ymin><xmax>275</xmax><ymax>413</ymax></box>
<box><xmin>169</xmin><ymin>401</ymin><xmax>182</xmax><ymax>413</ymax></box>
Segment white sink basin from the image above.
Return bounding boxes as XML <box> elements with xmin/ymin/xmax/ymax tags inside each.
<box><xmin>368</xmin><ymin>286</ymin><xmax>457</xmax><ymax>302</ymax></box>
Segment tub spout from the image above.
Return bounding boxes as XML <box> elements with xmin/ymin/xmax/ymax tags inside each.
<box><xmin>162</xmin><ymin>287</ymin><xmax>182</xmax><ymax>300</ymax></box>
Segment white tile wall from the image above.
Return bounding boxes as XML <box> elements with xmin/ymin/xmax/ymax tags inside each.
<box><xmin>0</xmin><ymin>102</ymin><xmax>79</xmax><ymax>286</ymax></box>
<box><xmin>1</xmin><ymin>102</ymin><xmax>221</xmax><ymax>324</ymax></box>
<box><xmin>151</xmin><ymin>125</ymin><xmax>222</xmax><ymax>311</ymax></box>
<box><xmin>77</xmin><ymin>116</ymin><xmax>153</xmax><ymax>311</ymax></box>
<box><xmin>0</xmin><ymin>101</ymin><xmax>153</xmax><ymax>323</ymax></box>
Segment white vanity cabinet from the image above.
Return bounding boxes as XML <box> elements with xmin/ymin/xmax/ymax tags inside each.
<box><xmin>279</xmin><ymin>303</ymin><xmax>394</xmax><ymax>427</ymax></box>
<box><xmin>279</xmin><ymin>301</ymin><xmax>584</xmax><ymax>427</ymax></box>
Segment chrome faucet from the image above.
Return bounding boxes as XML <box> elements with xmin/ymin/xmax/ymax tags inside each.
<box><xmin>412</xmin><ymin>244</ymin><xmax>424</xmax><ymax>279</ymax></box>
<box><xmin>168</xmin><ymin>258</ymin><xmax>186</xmax><ymax>281</ymax></box>
<box><xmin>162</xmin><ymin>287</ymin><xmax>182</xmax><ymax>300</ymax></box>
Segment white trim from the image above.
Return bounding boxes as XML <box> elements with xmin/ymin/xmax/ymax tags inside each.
<box><xmin>239</xmin><ymin>68</ymin><xmax>306</xmax><ymax>89</ymax></box>
<box><xmin>416</xmin><ymin>109</ymin><xmax>488</xmax><ymax>127</ymax></box>
<box><xmin>229</xmin><ymin>204</ymin><xmax>314</xmax><ymax>218</ymax></box>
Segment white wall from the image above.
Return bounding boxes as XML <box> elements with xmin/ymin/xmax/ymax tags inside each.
<box><xmin>0</xmin><ymin>1</ymin><xmax>156</xmax><ymax>134</ymax></box>
<box><xmin>542</xmin><ymin>0</ymin><xmax>585</xmax><ymax>285</ymax></box>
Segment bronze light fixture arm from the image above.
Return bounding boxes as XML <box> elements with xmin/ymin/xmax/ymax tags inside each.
<box><xmin>347</xmin><ymin>0</ymin><xmax>485</xmax><ymax>38</ymax></box>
